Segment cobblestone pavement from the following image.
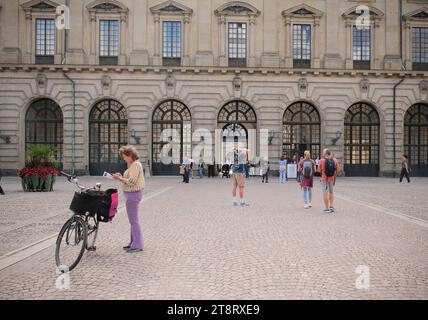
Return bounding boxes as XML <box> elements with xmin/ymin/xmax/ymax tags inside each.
<box><xmin>0</xmin><ymin>176</ymin><xmax>427</xmax><ymax>299</ymax></box>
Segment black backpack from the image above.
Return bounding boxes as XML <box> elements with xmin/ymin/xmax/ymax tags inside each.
<box><xmin>325</xmin><ymin>159</ymin><xmax>336</xmax><ymax>177</ymax></box>
<box><xmin>302</xmin><ymin>160</ymin><xmax>313</xmax><ymax>178</ymax></box>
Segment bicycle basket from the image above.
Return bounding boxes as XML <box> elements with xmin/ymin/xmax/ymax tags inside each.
<box><xmin>69</xmin><ymin>189</ymin><xmax>118</xmax><ymax>223</ymax></box>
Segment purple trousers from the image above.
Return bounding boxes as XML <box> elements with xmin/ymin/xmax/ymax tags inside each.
<box><xmin>123</xmin><ymin>191</ymin><xmax>144</xmax><ymax>249</ymax></box>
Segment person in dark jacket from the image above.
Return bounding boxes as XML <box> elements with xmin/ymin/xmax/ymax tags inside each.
<box><xmin>0</xmin><ymin>169</ymin><xmax>4</xmax><ymax>195</ymax></box>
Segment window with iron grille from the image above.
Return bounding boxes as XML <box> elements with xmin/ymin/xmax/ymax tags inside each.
<box><xmin>35</xmin><ymin>19</ymin><xmax>55</xmax><ymax>64</ymax></box>
<box><xmin>344</xmin><ymin>103</ymin><xmax>380</xmax><ymax>165</ymax></box>
<box><xmin>228</xmin><ymin>22</ymin><xmax>247</xmax><ymax>67</ymax></box>
<box><xmin>282</xmin><ymin>102</ymin><xmax>320</xmax><ymax>160</ymax></box>
<box><xmin>25</xmin><ymin>99</ymin><xmax>63</xmax><ymax>164</ymax></box>
<box><xmin>404</xmin><ymin>103</ymin><xmax>428</xmax><ymax>166</ymax></box>
<box><xmin>353</xmin><ymin>26</ymin><xmax>371</xmax><ymax>69</ymax></box>
<box><xmin>412</xmin><ymin>27</ymin><xmax>428</xmax><ymax>71</ymax></box>
<box><xmin>293</xmin><ymin>24</ymin><xmax>311</xmax><ymax>68</ymax></box>
<box><xmin>163</xmin><ymin>21</ymin><xmax>182</xmax><ymax>66</ymax></box>
<box><xmin>99</xmin><ymin>20</ymin><xmax>119</xmax><ymax>65</ymax></box>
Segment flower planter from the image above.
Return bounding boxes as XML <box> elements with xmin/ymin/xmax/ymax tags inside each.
<box><xmin>18</xmin><ymin>167</ymin><xmax>59</xmax><ymax>192</ymax></box>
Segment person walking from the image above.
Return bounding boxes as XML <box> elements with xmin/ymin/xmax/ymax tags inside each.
<box><xmin>183</xmin><ymin>158</ymin><xmax>191</xmax><ymax>183</ymax></box>
<box><xmin>278</xmin><ymin>156</ymin><xmax>287</xmax><ymax>183</ymax></box>
<box><xmin>244</xmin><ymin>160</ymin><xmax>250</xmax><ymax>179</ymax></box>
<box><xmin>189</xmin><ymin>158</ymin><xmax>194</xmax><ymax>179</ymax></box>
<box><xmin>230</xmin><ymin>147</ymin><xmax>248</xmax><ymax>207</ymax></box>
<box><xmin>399</xmin><ymin>154</ymin><xmax>411</xmax><ymax>183</ymax></box>
<box><xmin>318</xmin><ymin>148</ymin><xmax>340</xmax><ymax>214</ymax></box>
<box><xmin>315</xmin><ymin>156</ymin><xmax>320</xmax><ymax>176</ymax></box>
<box><xmin>198</xmin><ymin>159</ymin><xmax>205</xmax><ymax>179</ymax></box>
<box><xmin>0</xmin><ymin>169</ymin><xmax>4</xmax><ymax>195</ymax></box>
<box><xmin>261</xmin><ymin>159</ymin><xmax>270</xmax><ymax>183</ymax></box>
<box><xmin>112</xmin><ymin>145</ymin><xmax>145</xmax><ymax>253</ymax></box>
<box><xmin>298</xmin><ymin>151</ymin><xmax>316</xmax><ymax>209</ymax></box>
<box><xmin>207</xmin><ymin>159</ymin><xmax>215</xmax><ymax>178</ymax></box>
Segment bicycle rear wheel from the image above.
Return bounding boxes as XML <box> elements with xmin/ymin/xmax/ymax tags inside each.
<box><xmin>55</xmin><ymin>215</ymin><xmax>87</xmax><ymax>272</ymax></box>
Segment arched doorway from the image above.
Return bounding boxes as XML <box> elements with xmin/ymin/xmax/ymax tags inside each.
<box><xmin>344</xmin><ymin>102</ymin><xmax>380</xmax><ymax>176</ymax></box>
<box><xmin>25</xmin><ymin>98</ymin><xmax>63</xmax><ymax>165</ymax></box>
<box><xmin>89</xmin><ymin>99</ymin><xmax>128</xmax><ymax>176</ymax></box>
<box><xmin>404</xmin><ymin>103</ymin><xmax>428</xmax><ymax>176</ymax></box>
<box><xmin>217</xmin><ymin>100</ymin><xmax>257</xmax><ymax>163</ymax></box>
<box><xmin>282</xmin><ymin>101</ymin><xmax>321</xmax><ymax>160</ymax></box>
<box><xmin>152</xmin><ymin>100</ymin><xmax>191</xmax><ymax>176</ymax></box>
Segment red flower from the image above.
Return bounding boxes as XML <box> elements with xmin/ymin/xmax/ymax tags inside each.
<box><xmin>18</xmin><ymin>167</ymin><xmax>59</xmax><ymax>179</ymax></box>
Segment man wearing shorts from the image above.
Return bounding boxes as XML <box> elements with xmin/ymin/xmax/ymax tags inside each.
<box><xmin>318</xmin><ymin>149</ymin><xmax>340</xmax><ymax>214</ymax></box>
<box><xmin>230</xmin><ymin>147</ymin><xmax>248</xmax><ymax>207</ymax></box>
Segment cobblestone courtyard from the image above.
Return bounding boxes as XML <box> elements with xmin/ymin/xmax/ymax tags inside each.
<box><xmin>0</xmin><ymin>175</ymin><xmax>427</xmax><ymax>299</ymax></box>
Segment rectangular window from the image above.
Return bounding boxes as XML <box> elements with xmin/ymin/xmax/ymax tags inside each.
<box><xmin>163</xmin><ymin>21</ymin><xmax>182</xmax><ymax>66</ymax></box>
<box><xmin>228</xmin><ymin>22</ymin><xmax>247</xmax><ymax>67</ymax></box>
<box><xmin>35</xmin><ymin>19</ymin><xmax>55</xmax><ymax>64</ymax></box>
<box><xmin>412</xmin><ymin>27</ymin><xmax>428</xmax><ymax>71</ymax></box>
<box><xmin>293</xmin><ymin>24</ymin><xmax>311</xmax><ymax>68</ymax></box>
<box><xmin>99</xmin><ymin>20</ymin><xmax>119</xmax><ymax>65</ymax></box>
<box><xmin>353</xmin><ymin>26</ymin><xmax>371</xmax><ymax>69</ymax></box>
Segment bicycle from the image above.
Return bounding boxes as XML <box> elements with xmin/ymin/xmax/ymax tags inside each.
<box><xmin>55</xmin><ymin>171</ymin><xmax>118</xmax><ymax>272</ymax></box>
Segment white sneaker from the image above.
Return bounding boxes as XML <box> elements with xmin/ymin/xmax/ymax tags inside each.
<box><xmin>304</xmin><ymin>204</ymin><xmax>310</xmax><ymax>209</ymax></box>
<box><xmin>308</xmin><ymin>203</ymin><xmax>313</xmax><ymax>208</ymax></box>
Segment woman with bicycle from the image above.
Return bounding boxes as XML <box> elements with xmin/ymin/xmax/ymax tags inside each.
<box><xmin>112</xmin><ymin>145</ymin><xmax>145</xmax><ymax>253</ymax></box>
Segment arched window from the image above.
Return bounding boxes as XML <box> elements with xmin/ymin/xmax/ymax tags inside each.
<box><xmin>404</xmin><ymin>103</ymin><xmax>428</xmax><ymax>176</ymax></box>
<box><xmin>282</xmin><ymin>101</ymin><xmax>320</xmax><ymax>160</ymax></box>
<box><xmin>344</xmin><ymin>102</ymin><xmax>380</xmax><ymax>176</ymax></box>
<box><xmin>152</xmin><ymin>100</ymin><xmax>191</xmax><ymax>176</ymax></box>
<box><xmin>89</xmin><ymin>99</ymin><xmax>128</xmax><ymax>176</ymax></box>
<box><xmin>25</xmin><ymin>98</ymin><xmax>63</xmax><ymax>162</ymax></box>
<box><xmin>217</xmin><ymin>100</ymin><xmax>256</xmax><ymax>162</ymax></box>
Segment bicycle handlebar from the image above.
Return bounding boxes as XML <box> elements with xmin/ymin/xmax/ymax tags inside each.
<box><xmin>60</xmin><ymin>171</ymin><xmax>75</xmax><ymax>181</ymax></box>
<box><xmin>60</xmin><ymin>171</ymin><xmax>101</xmax><ymax>191</ymax></box>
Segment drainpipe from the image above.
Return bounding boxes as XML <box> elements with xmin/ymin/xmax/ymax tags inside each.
<box><xmin>63</xmin><ymin>73</ymin><xmax>76</xmax><ymax>175</ymax></box>
<box><xmin>391</xmin><ymin>0</ymin><xmax>405</xmax><ymax>178</ymax></box>
<box><xmin>393</xmin><ymin>78</ymin><xmax>404</xmax><ymax>178</ymax></box>
<box><xmin>62</xmin><ymin>0</ymin><xmax>76</xmax><ymax>174</ymax></box>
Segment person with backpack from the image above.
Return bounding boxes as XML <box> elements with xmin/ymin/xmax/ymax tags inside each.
<box><xmin>318</xmin><ymin>148</ymin><xmax>340</xmax><ymax>214</ymax></box>
<box><xmin>399</xmin><ymin>154</ymin><xmax>411</xmax><ymax>183</ymax></box>
<box><xmin>112</xmin><ymin>145</ymin><xmax>145</xmax><ymax>253</ymax></box>
<box><xmin>298</xmin><ymin>151</ymin><xmax>316</xmax><ymax>209</ymax></box>
<box><xmin>230</xmin><ymin>146</ymin><xmax>249</xmax><ymax>207</ymax></box>
<box><xmin>261</xmin><ymin>159</ymin><xmax>270</xmax><ymax>183</ymax></box>
<box><xmin>278</xmin><ymin>156</ymin><xmax>287</xmax><ymax>183</ymax></box>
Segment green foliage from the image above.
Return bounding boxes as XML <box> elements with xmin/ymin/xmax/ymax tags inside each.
<box><xmin>25</xmin><ymin>144</ymin><xmax>59</xmax><ymax>168</ymax></box>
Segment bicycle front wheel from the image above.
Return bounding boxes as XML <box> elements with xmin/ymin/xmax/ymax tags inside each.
<box><xmin>55</xmin><ymin>215</ymin><xmax>87</xmax><ymax>272</ymax></box>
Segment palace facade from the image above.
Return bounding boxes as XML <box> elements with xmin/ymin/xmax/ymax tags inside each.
<box><xmin>0</xmin><ymin>0</ymin><xmax>427</xmax><ymax>176</ymax></box>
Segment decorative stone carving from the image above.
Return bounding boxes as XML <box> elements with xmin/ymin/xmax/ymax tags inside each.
<box><xmin>360</xmin><ymin>79</ymin><xmax>369</xmax><ymax>93</ymax></box>
<box><xmin>298</xmin><ymin>78</ymin><xmax>307</xmax><ymax>92</ymax></box>
<box><xmin>233</xmin><ymin>76</ymin><xmax>242</xmax><ymax>91</ymax></box>
<box><xmin>420</xmin><ymin>80</ymin><xmax>428</xmax><ymax>95</ymax></box>
<box><xmin>166</xmin><ymin>74</ymin><xmax>175</xmax><ymax>89</ymax></box>
<box><xmin>101</xmin><ymin>75</ymin><xmax>111</xmax><ymax>90</ymax></box>
<box><xmin>150</xmin><ymin>1</ymin><xmax>193</xmax><ymax>16</ymax></box>
<box><xmin>36</xmin><ymin>73</ymin><xmax>47</xmax><ymax>88</ymax></box>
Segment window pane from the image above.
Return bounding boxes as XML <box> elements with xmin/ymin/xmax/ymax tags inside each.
<box><xmin>100</xmin><ymin>20</ymin><xmax>119</xmax><ymax>57</ymax></box>
<box><xmin>35</xmin><ymin>19</ymin><xmax>55</xmax><ymax>56</ymax></box>
<box><xmin>293</xmin><ymin>24</ymin><xmax>311</xmax><ymax>60</ymax></box>
<box><xmin>412</xmin><ymin>27</ymin><xmax>428</xmax><ymax>65</ymax></box>
<box><xmin>228</xmin><ymin>22</ymin><xmax>246</xmax><ymax>59</ymax></box>
<box><xmin>353</xmin><ymin>26</ymin><xmax>371</xmax><ymax>62</ymax></box>
<box><xmin>163</xmin><ymin>21</ymin><xmax>181</xmax><ymax>59</ymax></box>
